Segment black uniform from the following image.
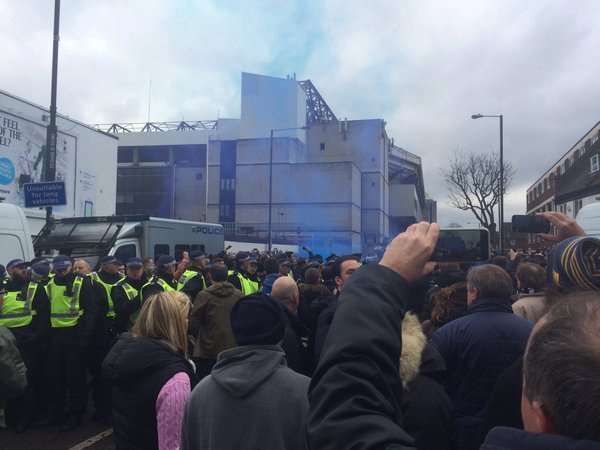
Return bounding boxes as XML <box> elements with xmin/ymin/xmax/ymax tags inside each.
<box><xmin>3</xmin><ymin>277</ymin><xmax>50</xmax><ymax>430</ymax></box>
<box><xmin>46</xmin><ymin>272</ymin><xmax>98</xmax><ymax>426</ymax></box>
<box><xmin>112</xmin><ymin>274</ymin><xmax>147</xmax><ymax>333</ymax></box>
<box><xmin>178</xmin><ymin>267</ymin><xmax>206</xmax><ymax>302</ymax></box>
<box><xmin>140</xmin><ymin>272</ymin><xmax>177</xmax><ymax>303</ymax></box>
<box><xmin>88</xmin><ymin>270</ymin><xmax>123</xmax><ymax>420</ymax></box>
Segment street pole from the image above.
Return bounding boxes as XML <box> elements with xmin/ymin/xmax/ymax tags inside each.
<box><xmin>471</xmin><ymin>113</ymin><xmax>504</xmax><ymax>254</ymax></box>
<box><xmin>268</xmin><ymin>129</ymin><xmax>274</xmax><ymax>251</ymax></box>
<box><xmin>205</xmin><ymin>134</ymin><xmax>211</xmax><ymax>222</ymax></box>
<box><xmin>45</xmin><ymin>0</ymin><xmax>61</xmax><ymax>224</ymax></box>
<box><xmin>499</xmin><ymin>115</ymin><xmax>504</xmax><ymax>254</ymax></box>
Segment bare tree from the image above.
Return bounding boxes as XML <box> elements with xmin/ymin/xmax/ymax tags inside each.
<box><xmin>441</xmin><ymin>151</ymin><xmax>515</xmax><ymax>244</ymax></box>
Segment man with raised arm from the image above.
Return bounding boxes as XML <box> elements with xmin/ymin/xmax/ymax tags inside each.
<box><xmin>307</xmin><ymin>222</ymin><xmax>439</xmax><ymax>449</ymax></box>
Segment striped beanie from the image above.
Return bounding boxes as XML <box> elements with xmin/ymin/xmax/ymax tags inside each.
<box><xmin>551</xmin><ymin>236</ymin><xmax>600</xmax><ymax>291</ymax></box>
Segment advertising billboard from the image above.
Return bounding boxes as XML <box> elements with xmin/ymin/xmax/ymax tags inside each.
<box><xmin>0</xmin><ymin>110</ymin><xmax>76</xmax><ymax>214</ymax></box>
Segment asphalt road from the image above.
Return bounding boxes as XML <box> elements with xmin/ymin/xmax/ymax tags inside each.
<box><xmin>0</xmin><ymin>417</ymin><xmax>114</xmax><ymax>450</ymax></box>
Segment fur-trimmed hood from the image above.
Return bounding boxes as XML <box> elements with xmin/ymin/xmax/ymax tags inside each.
<box><xmin>399</xmin><ymin>312</ymin><xmax>427</xmax><ymax>388</ymax></box>
<box><xmin>399</xmin><ymin>312</ymin><xmax>447</xmax><ymax>389</ymax></box>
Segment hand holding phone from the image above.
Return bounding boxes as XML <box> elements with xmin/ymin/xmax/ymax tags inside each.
<box><xmin>535</xmin><ymin>212</ymin><xmax>585</xmax><ymax>243</ymax></box>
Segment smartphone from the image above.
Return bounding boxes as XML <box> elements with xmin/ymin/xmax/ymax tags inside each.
<box><xmin>431</xmin><ymin>228</ymin><xmax>490</xmax><ymax>262</ymax></box>
<box><xmin>511</xmin><ymin>215</ymin><xmax>550</xmax><ymax>234</ymax></box>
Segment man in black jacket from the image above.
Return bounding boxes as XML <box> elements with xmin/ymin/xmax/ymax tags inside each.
<box><xmin>311</xmin><ymin>255</ymin><xmax>360</xmax><ymax>362</ymax></box>
<box><xmin>307</xmin><ymin>222</ymin><xmax>439</xmax><ymax>449</ymax></box>
<box><xmin>271</xmin><ymin>276</ymin><xmax>312</xmax><ymax>376</ymax></box>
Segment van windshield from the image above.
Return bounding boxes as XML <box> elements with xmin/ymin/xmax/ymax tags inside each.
<box><xmin>34</xmin><ymin>218</ymin><xmax>124</xmax><ymax>257</ymax></box>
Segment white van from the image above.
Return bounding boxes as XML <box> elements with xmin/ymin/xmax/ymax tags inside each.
<box><xmin>33</xmin><ymin>214</ymin><xmax>225</xmax><ymax>270</ymax></box>
<box><xmin>0</xmin><ymin>203</ymin><xmax>35</xmax><ymax>265</ymax></box>
<box><xmin>576</xmin><ymin>203</ymin><xmax>600</xmax><ymax>238</ymax></box>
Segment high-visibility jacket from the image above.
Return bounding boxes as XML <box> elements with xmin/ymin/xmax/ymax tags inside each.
<box><xmin>228</xmin><ymin>270</ymin><xmax>259</xmax><ymax>295</ymax></box>
<box><xmin>116</xmin><ymin>280</ymin><xmax>139</xmax><ymax>301</ymax></box>
<box><xmin>141</xmin><ymin>277</ymin><xmax>175</xmax><ymax>302</ymax></box>
<box><xmin>177</xmin><ymin>269</ymin><xmax>206</xmax><ymax>291</ymax></box>
<box><xmin>116</xmin><ymin>279</ymin><xmax>141</xmax><ymax>326</ymax></box>
<box><xmin>90</xmin><ymin>272</ymin><xmax>124</xmax><ymax>319</ymax></box>
<box><xmin>0</xmin><ymin>282</ymin><xmax>39</xmax><ymax>328</ymax></box>
<box><xmin>47</xmin><ymin>277</ymin><xmax>84</xmax><ymax>328</ymax></box>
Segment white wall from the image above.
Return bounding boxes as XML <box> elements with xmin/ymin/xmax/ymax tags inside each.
<box><xmin>240</xmin><ymin>72</ymin><xmax>306</xmax><ymax>141</ymax></box>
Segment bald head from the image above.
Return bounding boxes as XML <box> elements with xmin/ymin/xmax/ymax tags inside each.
<box><xmin>271</xmin><ymin>276</ymin><xmax>299</xmax><ymax>312</ymax></box>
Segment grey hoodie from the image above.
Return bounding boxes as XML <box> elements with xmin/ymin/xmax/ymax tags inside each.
<box><xmin>181</xmin><ymin>345</ymin><xmax>310</xmax><ymax>450</ymax></box>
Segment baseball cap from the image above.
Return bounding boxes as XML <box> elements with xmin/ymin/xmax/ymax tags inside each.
<box><xmin>7</xmin><ymin>259</ymin><xmax>29</xmax><ymax>271</ymax></box>
<box><xmin>157</xmin><ymin>255</ymin><xmax>177</xmax><ymax>267</ymax></box>
<box><xmin>52</xmin><ymin>255</ymin><xmax>72</xmax><ymax>271</ymax></box>
<box><xmin>190</xmin><ymin>250</ymin><xmax>207</xmax><ymax>261</ymax></box>
<box><xmin>126</xmin><ymin>257</ymin><xmax>144</xmax><ymax>268</ymax></box>
<box><xmin>100</xmin><ymin>255</ymin><xmax>120</xmax><ymax>265</ymax></box>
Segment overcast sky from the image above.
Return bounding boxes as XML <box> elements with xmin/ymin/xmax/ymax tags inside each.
<box><xmin>2</xmin><ymin>0</ymin><xmax>599</xmax><ymax>226</ymax></box>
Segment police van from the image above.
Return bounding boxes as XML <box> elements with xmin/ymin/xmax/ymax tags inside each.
<box><xmin>33</xmin><ymin>214</ymin><xmax>224</xmax><ymax>270</ymax></box>
<box><xmin>0</xmin><ymin>203</ymin><xmax>35</xmax><ymax>264</ymax></box>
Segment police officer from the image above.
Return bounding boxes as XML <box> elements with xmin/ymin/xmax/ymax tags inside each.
<box><xmin>90</xmin><ymin>255</ymin><xmax>125</xmax><ymax>323</ymax></box>
<box><xmin>278</xmin><ymin>258</ymin><xmax>294</xmax><ymax>279</ymax></box>
<box><xmin>112</xmin><ymin>257</ymin><xmax>147</xmax><ymax>333</ymax></box>
<box><xmin>46</xmin><ymin>255</ymin><xmax>98</xmax><ymax>431</ymax></box>
<box><xmin>177</xmin><ymin>250</ymin><xmax>208</xmax><ymax>302</ymax></box>
<box><xmin>88</xmin><ymin>255</ymin><xmax>124</xmax><ymax>422</ymax></box>
<box><xmin>227</xmin><ymin>252</ymin><xmax>260</xmax><ymax>295</ymax></box>
<box><xmin>140</xmin><ymin>254</ymin><xmax>177</xmax><ymax>302</ymax></box>
<box><xmin>0</xmin><ymin>260</ymin><xmax>50</xmax><ymax>433</ymax></box>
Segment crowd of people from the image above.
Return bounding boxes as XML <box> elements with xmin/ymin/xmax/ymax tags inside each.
<box><xmin>0</xmin><ymin>210</ymin><xmax>600</xmax><ymax>449</ymax></box>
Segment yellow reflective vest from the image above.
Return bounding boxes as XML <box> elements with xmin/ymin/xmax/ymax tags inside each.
<box><xmin>228</xmin><ymin>270</ymin><xmax>259</xmax><ymax>295</ymax></box>
<box><xmin>90</xmin><ymin>272</ymin><xmax>124</xmax><ymax>319</ymax></box>
<box><xmin>177</xmin><ymin>269</ymin><xmax>206</xmax><ymax>291</ymax></box>
<box><xmin>0</xmin><ymin>283</ymin><xmax>39</xmax><ymax>328</ymax></box>
<box><xmin>116</xmin><ymin>279</ymin><xmax>141</xmax><ymax>326</ymax></box>
<box><xmin>47</xmin><ymin>277</ymin><xmax>84</xmax><ymax>328</ymax></box>
<box><xmin>141</xmin><ymin>277</ymin><xmax>175</xmax><ymax>303</ymax></box>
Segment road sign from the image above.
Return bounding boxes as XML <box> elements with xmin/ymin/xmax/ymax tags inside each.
<box><xmin>24</xmin><ymin>181</ymin><xmax>66</xmax><ymax>207</ymax></box>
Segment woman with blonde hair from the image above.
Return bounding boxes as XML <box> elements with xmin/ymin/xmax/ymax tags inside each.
<box><xmin>103</xmin><ymin>291</ymin><xmax>198</xmax><ymax>450</ymax></box>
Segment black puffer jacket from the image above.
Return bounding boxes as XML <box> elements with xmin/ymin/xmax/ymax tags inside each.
<box><xmin>102</xmin><ymin>334</ymin><xmax>198</xmax><ymax>450</ymax></box>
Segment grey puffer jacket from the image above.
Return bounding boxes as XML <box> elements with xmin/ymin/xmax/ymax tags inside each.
<box><xmin>0</xmin><ymin>326</ymin><xmax>27</xmax><ymax>399</ymax></box>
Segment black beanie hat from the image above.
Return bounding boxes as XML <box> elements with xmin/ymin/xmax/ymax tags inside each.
<box><xmin>230</xmin><ymin>292</ymin><xmax>286</xmax><ymax>346</ymax></box>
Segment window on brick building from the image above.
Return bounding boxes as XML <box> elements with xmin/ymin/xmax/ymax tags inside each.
<box><xmin>591</xmin><ymin>154</ymin><xmax>599</xmax><ymax>173</ymax></box>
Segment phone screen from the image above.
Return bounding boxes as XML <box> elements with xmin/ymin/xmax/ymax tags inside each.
<box><xmin>511</xmin><ymin>215</ymin><xmax>550</xmax><ymax>233</ymax></box>
<box><xmin>432</xmin><ymin>228</ymin><xmax>490</xmax><ymax>262</ymax></box>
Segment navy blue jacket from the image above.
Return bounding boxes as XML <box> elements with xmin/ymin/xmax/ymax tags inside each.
<box><xmin>430</xmin><ymin>299</ymin><xmax>533</xmax><ymax>450</ymax></box>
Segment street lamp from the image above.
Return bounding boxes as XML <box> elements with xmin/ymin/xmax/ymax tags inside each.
<box><xmin>268</xmin><ymin>126</ymin><xmax>308</xmax><ymax>251</ymax></box>
<box><xmin>471</xmin><ymin>113</ymin><xmax>504</xmax><ymax>254</ymax></box>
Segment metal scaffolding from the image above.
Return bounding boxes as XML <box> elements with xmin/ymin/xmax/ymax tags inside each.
<box><xmin>299</xmin><ymin>79</ymin><xmax>338</xmax><ymax>124</ymax></box>
<box><xmin>93</xmin><ymin>120</ymin><xmax>218</xmax><ymax>133</ymax></box>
